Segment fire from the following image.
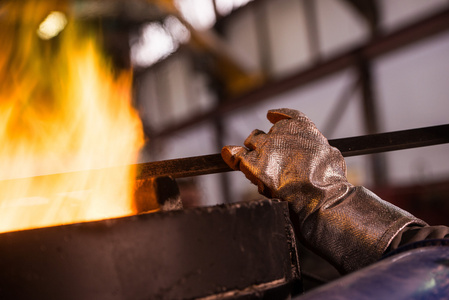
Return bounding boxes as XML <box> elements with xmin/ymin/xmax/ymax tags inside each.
<box><xmin>0</xmin><ymin>2</ymin><xmax>145</xmax><ymax>233</ymax></box>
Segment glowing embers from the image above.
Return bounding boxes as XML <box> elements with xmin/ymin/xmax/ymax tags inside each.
<box><xmin>0</xmin><ymin>1</ymin><xmax>144</xmax><ymax>233</ymax></box>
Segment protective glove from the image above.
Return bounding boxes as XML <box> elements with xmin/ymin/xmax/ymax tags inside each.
<box><xmin>222</xmin><ymin>108</ymin><xmax>426</xmax><ymax>274</ymax></box>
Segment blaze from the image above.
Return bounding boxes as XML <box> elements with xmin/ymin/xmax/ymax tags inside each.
<box><xmin>0</xmin><ymin>1</ymin><xmax>145</xmax><ymax>233</ymax></box>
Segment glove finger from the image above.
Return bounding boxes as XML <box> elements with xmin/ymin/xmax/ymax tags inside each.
<box><xmin>244</xmin><ymin>129</ymin><xmax>267</xmax><ymax>150</ymax></box>
<box><xmin>222</xmin><ymin>146</ymin><xmax>274</xmax><ymax>199</ymax></box>
<box><xmin>221</xmin><ymin>145</ymin><xmax>249</xmax><ymax>170</ymax></box>
<box><xmin>234</xmin><ymin>151</ymin><xmax>270</xmax><ymax>196</ymax></box>
<box><xmin>267</xmin><ymin>108</ymin><xmax>310</xmax><ymax>124</ymax></box>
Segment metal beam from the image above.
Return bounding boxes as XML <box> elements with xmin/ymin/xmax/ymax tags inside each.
<box><xmin>303</xmin><ymin>0</ymin><xmax>322</xmax><ymax>63</ymax></box>
<box><xmin>358</xmin><ymin>56</ymin><xmax>388</xmax><ymax>186</ymax></box>
<box><xmin>340</xmin><ymin>0</ymin><xmax>380</xmax><ymax>36</ymax></box>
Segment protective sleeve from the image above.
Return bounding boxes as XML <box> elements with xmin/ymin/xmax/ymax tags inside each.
<box><xmin>386</xmin><ymin>225</ymin><xmax>449</xmax><ymax>253</ymax></box>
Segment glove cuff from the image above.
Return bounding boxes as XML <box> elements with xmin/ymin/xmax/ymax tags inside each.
<box><xmin>291</xmin><ymin>186</ymin><xmax>428</xmax><ymax>274</ymax></box>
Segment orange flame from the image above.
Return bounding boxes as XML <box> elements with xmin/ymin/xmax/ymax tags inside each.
<box><xmin>0</xmin><ymin>2</ymin><xmax>145</xmax><ymax>233</ymax></box>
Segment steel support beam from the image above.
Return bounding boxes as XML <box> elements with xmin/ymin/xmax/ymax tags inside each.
<box><xmin>358</xmin><ymin>57</ymin><xmax>388</xmax><ymax>186</ymax></box>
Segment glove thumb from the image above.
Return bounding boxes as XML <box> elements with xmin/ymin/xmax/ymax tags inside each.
<box><xmin>267</xmin><ymin>108</ymin><xmax>310</xmax><ymax>124</ymax></box>
<box><xmin>221</xmin><ymin>145</ymin><xmax>248</xmax><ymax>171</ymax></box>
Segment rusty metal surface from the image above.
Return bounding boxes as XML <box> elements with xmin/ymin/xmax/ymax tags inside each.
<box><xmin>134</xmin><ymin>176</ymin><xmax>183</xmax><ymax>212</ymax></box>
<box><xmin>137</xmin><ymin>153</ymin><xmax>231</xmax><ymax>179</ymax></box>
<box><xmin>0</xmin><ymin>199</ymin><xmax>301</xmax><ymax>300</ymax></box>
<box><xmin>137</xmin><ymin>124</ymin><xmax>449</xmax><ymax>179</ymax></box>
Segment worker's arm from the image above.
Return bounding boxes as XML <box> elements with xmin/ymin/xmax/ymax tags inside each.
<box><xmin>221</xmin><ymin>108</ymin><xmax>434</xmax><ymax>274</ymax></box>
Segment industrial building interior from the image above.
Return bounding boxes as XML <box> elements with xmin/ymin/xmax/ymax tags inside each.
<box><xmin>1</xmin><ymin>0</ymin><xmax>449</xmax><ymax>298</ymax></box>
<box><xmin>129</xmin><ymin>0</ymin><xmax>449</xmax><ymax>222</ymax></box>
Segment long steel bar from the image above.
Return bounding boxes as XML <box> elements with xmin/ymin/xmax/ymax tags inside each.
<box><xmin>137</xmin><ymin>124</ymin><xmax>449</xmax><ymax>179</ymax></box>
<box><xmin>2</xmin><ymin>124</ymin><xmax>447</xmax><ymax>188</ymax></box>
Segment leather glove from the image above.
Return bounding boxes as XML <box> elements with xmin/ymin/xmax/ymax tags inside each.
<box><xmin>222</xmin><ymin>108</ymin><xmax>427</xmax><ymax>274</ymax></box>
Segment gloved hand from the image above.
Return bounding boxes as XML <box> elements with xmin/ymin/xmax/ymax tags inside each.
<box><xmin>222</xmin><ymin>108</ymin><xmax>426</xmax><ymax>274</ymax></box>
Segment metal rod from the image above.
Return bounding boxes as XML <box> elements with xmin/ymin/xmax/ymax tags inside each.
<box><xmin>137</xmin><ymin>124</ymin><xmax>449</xmax><ymax>179</ymax></box>
<box><xmin>2</xmin><ymin>125</ymin><xmax>448</xmax><ymax>184</ymax></box>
